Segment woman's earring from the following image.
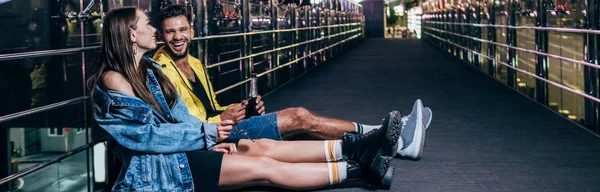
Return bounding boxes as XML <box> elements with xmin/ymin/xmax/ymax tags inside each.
<box><xmin>132</xmin><ymin>43</ymin><xmax>138</xmax><ymax>56</ymax></box>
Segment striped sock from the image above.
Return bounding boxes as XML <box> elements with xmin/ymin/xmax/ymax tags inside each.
<box><xmin>354</xmin><ymin>122</ymin><xmax>381</xmax><ymax>134</ymax></box>
<box><xmin>323</xmin><ymin>140</ymin><xmax>343</xmax><ymax>162</ymax></box>
<box><xmin>327</xmin><ymin>162</ymin><xmax>347</xmax><ymax>185</ymax></box>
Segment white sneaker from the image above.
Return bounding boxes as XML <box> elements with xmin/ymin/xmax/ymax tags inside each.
<box><xmin>396</xmin><ymin>99</ymin><xmax>426</xmax><ymax>160</ymax></box>
<box><xmin>402</xmin><ymin>106</ymin><xmax>432</xmax><ymax>129</ymax></box>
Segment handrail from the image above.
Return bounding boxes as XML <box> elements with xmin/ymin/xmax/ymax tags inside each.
<box><xmin>206</xmin><ymin>28</ymin><xmax>361</xmax><ymax>68</ymax></box>
<box><xmin>422</xmin><ymin>26</ymin><xmax>600</xmax><ymax>70</ymax></box>
<box><xmin>421</xmin><ymin>21</ymin><xmax>600</xmax><ymax>35</ymax></box>
<box><xmin>423</xmin><ymin>31</ymin><xmax>600</xmax><ymax>103</ymax></box>
<box><xmin>0</xmin><ymin>23</ymin><xmax>362</xmax><ymax>63</ymax></box>
<box><xmin>0</xmin><ymin>138</ymin><xmax>108</xmax><ymax>187</ymax></box>
<box><xmin>0</xmin><ymin>96</ymin><xmax>89</xmax><ymax>124</ymax></box>
<box><xmin>0</xmin><ymin>47</ymin><xmax>100</xmax><ymax>62</ymax></box>
<box><xmin>214</xmin><ymin>33</ymin><xmax>360</xmax><ymax>94</ymax></box>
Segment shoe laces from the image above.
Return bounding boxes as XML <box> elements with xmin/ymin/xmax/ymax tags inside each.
<box><xmin>400</xmin><ymin>115</ymin><xmax>409</xmax><ymax>130</ymax></box>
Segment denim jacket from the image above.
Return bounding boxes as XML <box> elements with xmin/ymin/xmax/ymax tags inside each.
<box><xmin>93</xmin><ymin>57</ymin><xmax>218</xmax><ymax>191</ymax></box>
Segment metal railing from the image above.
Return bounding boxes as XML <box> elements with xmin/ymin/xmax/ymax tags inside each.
<box><xmin>424</xmin><ymin>31</ymin><xmax>600</xmax><ymax>103</ymax></box>
<box><xmin>421</xmin><ymin>1</ymin><xmax>600</xmax><ymax>133</ymax></box>
<box><xmin>0</xmin><ymin>139</ymin><xmax>107</xmax><ymax>187</ymax></box>
<box><xmin>0</xmin><ymin>23</ymin><xmax>362</xmax><ymax>129</ymax></box>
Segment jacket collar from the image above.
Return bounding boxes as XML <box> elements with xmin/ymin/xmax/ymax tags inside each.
<box><xmin>154</xmin><ymin>46</ymin><xmax>205</xmax><ymax>90</ymax></box>
<box><xmin>94</xmin><ymin>65</ymin><xmax>174</xmax><ymax>122</ymax></box>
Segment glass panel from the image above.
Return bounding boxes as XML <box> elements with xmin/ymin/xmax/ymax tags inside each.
<box><xmin>207</xmin><ymin>0</ymin><xmax>244</xmax><ymax>104</ymax></box>
<box><xmin>0</xmin><ymin>1</ymin><xmax>51</xmax><ymax>53</ymax></box>
<box><xmin>275</xmin><ymin>4</ymin><xmax>293</xmax><ymax>86</ymax></box>
<box><xmin>515</xmin><ymin>0</ymin><xmax>537</xmax><ymax>98</ymax></box>
<box><xmin>249</xmin><ymin>0</ymin><xmax>273</xmax><ymax>95</ymax></box>
<box><xmin>57</xmin><ymin>150</ymin><xmax>92</xmax><ymax>192</ymax></box>
<box><xmin>11</xmin><ymin>147</ymin><xmax>93</xmax><ymax>191</ymax></box>
<box><xmin>0</xmin><ymin>53</ymin><xmax>87</xmax><ymax>118</ymax></box>
<box><xmin>547</xmin><ymin>0</ymin><xmax>586</xmax><ymax>124</ymax></box>
<box><xmin>494</xmin><ymin>4</ymin><xmax>508</xmax><ymax>82</ymax></box>
<box><xmin>480</xmin><ymin>3</ymin><xmax>488</xmax><ymax>73</ymax></box>
<box><xmin>13</xmin><ymin>162</ymin><xmax>59</xmax><ymax>191</ymax></box>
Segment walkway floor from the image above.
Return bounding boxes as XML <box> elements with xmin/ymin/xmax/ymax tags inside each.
<box><xmin>262</xmin><ymin>39</ymin><xmax>600</xmax><ymax>191</ymax></box>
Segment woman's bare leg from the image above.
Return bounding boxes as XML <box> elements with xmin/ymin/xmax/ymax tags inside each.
<box><xmin>218</xmin><ymin>154</ymin><xmax>333</xmax><ymax>191</ymax></box>
<box><xmin>237</xmin><ymin>139</ymin><xmax>338</xmax><ymax>163</ymax></box>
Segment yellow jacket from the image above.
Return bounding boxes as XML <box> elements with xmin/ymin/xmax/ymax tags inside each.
<box><xmin>153</xmin><ymin>47</ymin><xmax>230</xmax><ymax>123</ymax></box>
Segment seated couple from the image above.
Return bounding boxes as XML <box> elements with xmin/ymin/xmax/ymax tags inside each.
<box><xmin>91</xmin><ymin>5</ymin><xmax>430</xmax><ymax>191</ymax></box>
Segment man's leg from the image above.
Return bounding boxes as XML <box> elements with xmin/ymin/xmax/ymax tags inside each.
<box><xmin>275</xmin><ymin>106</ymin><xmax>432</xmax><ymax>140</ymax></box>
<box><xmin>276</xmin><ymin>107</ymin><xmax>382</xmax><ymax>139</ymax></box>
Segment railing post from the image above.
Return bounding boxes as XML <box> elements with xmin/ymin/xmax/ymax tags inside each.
<box><xmin>585</xmin><ymin>0</ymin><xmax>600</xmax><ymax>132</ymax></box>
<box><xmin>507</xmin><ymin>0</ymin><xmax>517</xmax><ymax>88</ymax></box>
<box><xmin>197</xmin><ymin>0</ymin><xmax>209</xmax><ymax>66</ymax></box>
<box><xmin>271</xmin><ymin>0</ymin><xmax>279</xmax><ymax>87</ymax></box>
<box><xmin>1</xmin><ymin>128</ymin><xmax>10</xmax><ymax>191</ymax></box>
<box><xmin>241</xmin><ymin>0</ymin><xmax>251</xmax><ymax>99</ymax></box>
<box><xmin>445</xmin><ymin>9</ymin><xmax>451</xmax><ymax>52</ymax></box>
<box><xmin>291</xmin><ymin>4</ymin><xmax>298</xmax><ymax>78</ymax></box>
<box><xmin>535</xmin><ymin>0</ymin><xmax>549</xmax><ymax>105</ymax></box>
<box><xmin>460</xmin><ymin>6</ymin><xmax>468</xmax><ymax>62</ymax></box>
<box><xmin>452</xmin><ymin>8</ymin><xmax>458</xmax><ymax>56</ymax></box>
<box><xmin>488</xmin><ymin>2</ymin><xmax>496</xmax><ymax>77</ymax></box>
<box><xmin>474</xmin><ymin>3</ymin><xmax>482</xmax><ymax>69</ymax></box>
<box><xmin>466</xmin><ymin>4</ymin><xmax>473</xmax><ymax>64</ymax></box>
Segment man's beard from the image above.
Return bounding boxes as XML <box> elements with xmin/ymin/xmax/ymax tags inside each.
<box><xmin>166</xmin><ymin>45</ymin><xmax>189</xmax><ymax>60</ymax></box>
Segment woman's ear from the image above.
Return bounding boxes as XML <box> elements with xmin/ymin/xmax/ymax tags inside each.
<box><xmin>129</xmin><ymin>28</ymin><xmax>137</xmax><ymax>43</ymax></box>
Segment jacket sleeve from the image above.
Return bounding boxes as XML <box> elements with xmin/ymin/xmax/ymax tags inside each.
<box><xmin>95</xmin><ymin>99</ymin><xmax>219</xmax><ymax>153</ymax></box>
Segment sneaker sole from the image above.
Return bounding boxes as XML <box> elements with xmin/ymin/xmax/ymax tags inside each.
<box><xmin>399</xmin><ymin>100</ymin><xmax>426</xmax><ymax>160</ymax></box>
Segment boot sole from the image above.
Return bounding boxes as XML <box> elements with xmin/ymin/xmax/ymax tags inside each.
<box><xmin>381</xmin><ymin>111</ymin><xmax>403</xmax><ymax>157</ymax></box>
<box><xmin>368</xmin><ymin>156</ymin><xmax>394</xmax><ymax>189</ymax></box>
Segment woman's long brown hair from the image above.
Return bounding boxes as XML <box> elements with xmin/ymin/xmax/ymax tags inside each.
<box><xmin>88</xmin><ymin>7</ymin><xmax>177</xmax><ymax>117</ymax></box>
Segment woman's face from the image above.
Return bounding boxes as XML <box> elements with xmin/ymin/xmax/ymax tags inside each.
<box><xmin>131</xmin><ymin>10</ymin><xmax>157</xmax><ymax>53</ymax></box>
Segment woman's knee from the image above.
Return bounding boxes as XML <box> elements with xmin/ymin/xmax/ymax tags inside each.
<box><xmin>219</xmin><ymin>155</ymin><xmax>278</xmax><ymax>186</ymax></box>
<box><xmin>239</xmin><ymin>139</ymin><xmax>278</xmax><ymax>157</ymax></box>
<box><xmin>255</xmin><ymin>139</ymin><xmax>278</xmax><ymax>157</ymax></box>
<box><xmin>255</xmin><ymin>156</ymin><xmax>281</xmax><ymax>183</ymax></box>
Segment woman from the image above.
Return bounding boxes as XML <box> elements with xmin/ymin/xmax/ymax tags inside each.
<box><xmin>89</xmin><ymin>7</ymin><xmax>402</xmax><ymax>191</ymax></box>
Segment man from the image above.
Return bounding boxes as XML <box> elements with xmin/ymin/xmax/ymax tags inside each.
<box><xmin>153</xmin><ymin>5</ymin><xmax>431</xmax><ymax>159</ymax></box>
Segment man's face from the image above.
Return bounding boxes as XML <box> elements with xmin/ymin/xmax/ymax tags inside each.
<box><xmin>160</xmin><ymin>16</ymin><xmax>194</xmax><ymax>59</ymax></box>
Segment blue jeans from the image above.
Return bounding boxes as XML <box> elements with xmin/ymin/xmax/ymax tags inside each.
<box><xmin>229</xmin><ymin>112</ymin><xmax>282</xmax><ymax>141</ymax></box>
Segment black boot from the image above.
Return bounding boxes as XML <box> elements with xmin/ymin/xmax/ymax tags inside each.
<box><xmin>342</xmin><ymin>111</ymin><xmax>403</xmax><ymax>169</ymax></box>
<box><xmin>345</xmin><ymin>160</ymin><xmax>395</xmax><ymax>189</ymax></box>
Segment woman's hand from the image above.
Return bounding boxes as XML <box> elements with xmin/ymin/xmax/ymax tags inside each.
<box><xmin>216</xmin><ymin>120</ymin><xmax>235</xmax><ymax>142</ymax></box>
<box><xmin>212</xmin><ymin>143</ymin><xmax>237</xmax><ymax>155</ymax></box>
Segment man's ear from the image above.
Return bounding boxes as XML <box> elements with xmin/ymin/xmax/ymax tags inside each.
<box><xmin>129</xmin><ymin>28</ymin><xmax>137</xmax><ymax>43</ymax></box>
<box><xmin>190</xmin><ymin>27</ymin><xmax>195</xmax><ymax>37</ymax></box>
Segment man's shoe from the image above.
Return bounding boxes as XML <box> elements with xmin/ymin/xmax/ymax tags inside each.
<box><xmin>342</xmin><ymin>111</ymin><xmax>403</xmax><ymax>172</ymax></box>
<box><xmin>397</xmin><ymin>99</ymin><xmax>427</xmax><ymax>160</ymax></box>
<box><xmin>402</xmin><ymin>106</ymin><xmax>432</xmax><ymax>129</ymax></box>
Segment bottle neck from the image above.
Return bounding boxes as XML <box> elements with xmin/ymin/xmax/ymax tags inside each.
<box><xmin>249</xmin><ymin>76</ymin><xmax>257</xmax><ymax>98</ymax></box>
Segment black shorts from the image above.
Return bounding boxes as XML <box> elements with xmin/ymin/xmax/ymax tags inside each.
<box><xmin>186</xmin><ymin>138</ymin><xmax>240</xmax><ymax>191</ymax></box>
